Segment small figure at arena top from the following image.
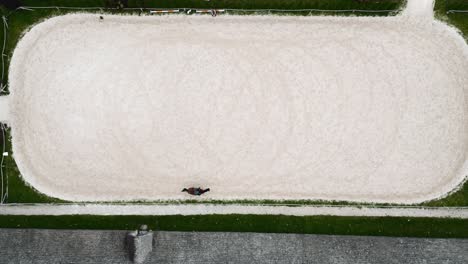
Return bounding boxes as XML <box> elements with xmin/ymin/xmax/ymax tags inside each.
<box><xmin>182</xmin><ymin>187</ymin><xmax>210</xmax><ymax>196</ymax></box>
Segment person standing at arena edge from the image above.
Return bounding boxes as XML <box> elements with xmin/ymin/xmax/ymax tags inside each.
<box><xmin>182</xmin><ymin>187</ymin><xmax>210</xmax><ymax>196</ymax></box>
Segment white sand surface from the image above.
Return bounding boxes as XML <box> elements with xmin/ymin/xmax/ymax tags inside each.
<box><xmin>8</xmin><ymin>12</ymin><xmax>468</xmax><ymax>203</ymax></box>
<box><xmin>1</xmin><ymin>204</ymin><xmax>467</xmax><ymax>219</ymax></box>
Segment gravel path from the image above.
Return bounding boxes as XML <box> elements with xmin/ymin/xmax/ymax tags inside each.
<box><xmin>1</xmin><ymin>204</ymin><xmax>467</xmax><ymax>218</ymax></box>
<box><xmin>404</xmin><ymin>0</ymin><xmax>435</xmax><ymax>19</ymax></box>
<box><xmin>0</xmin><ymin>96</ymin><xmax>7</xmax><ymax>123</ymax></box>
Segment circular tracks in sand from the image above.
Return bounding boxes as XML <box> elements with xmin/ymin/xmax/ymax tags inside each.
<box><xmin>8</xmin><ymin>14</ymin><xmax>468</xmax><ymax>202</ymax></box>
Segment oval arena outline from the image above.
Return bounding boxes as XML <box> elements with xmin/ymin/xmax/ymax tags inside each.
<box><xmin>8</xmin><ymin>14</ymin><xmax>468</xmax><ymax>202</ymax></box>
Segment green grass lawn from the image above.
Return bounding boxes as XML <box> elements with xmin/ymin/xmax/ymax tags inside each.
<box><xmin>444</xmin><ymin>0</ymin><xmax>468</xmax><ymax>13</ymax></box>
<box><xmin>1</xmin><ymin>215</ymin><xmax>467</xmax><ymax>238</ymax></box>
<box><xmin>18</xmin><ymin>0</ymin><xmax>403</xmax><ymax>11</ymax></box>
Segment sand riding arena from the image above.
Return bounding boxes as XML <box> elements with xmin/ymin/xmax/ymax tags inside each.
<box><xmin>6</xmin><ymin>12</ymin><xmax>468</xmax><ymax>203</ymax></box>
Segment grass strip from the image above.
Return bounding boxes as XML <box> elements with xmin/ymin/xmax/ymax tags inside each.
<box><xmin>19</xmin><ymin>0</ymin><xmax>403</xmax><ymax>11</ymax></box>
<box><xmin>0</xmin><ymin>214</ymin><xmax>467</xmax><ymax>238</ymax></box>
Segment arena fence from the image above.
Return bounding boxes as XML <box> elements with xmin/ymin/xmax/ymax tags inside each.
<box><xmin>447</xmin><ymin>0</ymin><xmax>468</xmax><ymax>13</ymax></box>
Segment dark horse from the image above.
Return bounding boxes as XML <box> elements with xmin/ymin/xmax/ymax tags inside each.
<box><xmin>182</xmin><ymin>187</ymin><xmax>210</xmax><ymax>196</ymax></box>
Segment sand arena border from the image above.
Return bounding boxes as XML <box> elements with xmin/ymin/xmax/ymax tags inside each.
<box><xmin>7</xmin><ymin>13</ymin><xmax>468</xmax><ymax>203</ymax></box>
